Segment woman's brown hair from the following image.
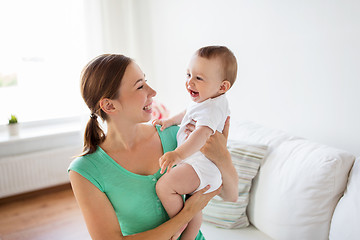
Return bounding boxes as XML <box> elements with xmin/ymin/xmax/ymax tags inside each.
<box><xmin>80</xmin><ymin>54</ymin><xmax>132</xmax><ymax>155</ymax></box>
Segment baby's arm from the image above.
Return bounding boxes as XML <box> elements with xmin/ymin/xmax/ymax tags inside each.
<box><xmin>176</xmin><ymin>126</ymin><xmax>213</xmax><ymax>160</ymax></box>
<box><xmin>159</xmin><ymin>126</ymin><xmax>213</xmax><ymax>174</ymax></box>
<box><xmin>153</xmin><ymin>110</ymin><xmax>186</xmax><ymax>131</ymax></box>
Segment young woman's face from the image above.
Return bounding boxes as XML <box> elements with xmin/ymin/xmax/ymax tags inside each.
<box><xmin>186</xmin><ymin>55</ymin><xmax>224</xmax><ymax>103</ymax></box>
<box><xmin>115</xmin><ymin>62</ymin><xmax>156</xmax><ymax>123</ymax></box>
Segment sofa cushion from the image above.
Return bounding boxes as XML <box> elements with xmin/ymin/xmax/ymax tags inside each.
<box><xmin>201</xmin><ymin>223</ymin><xmax>273</xmax><ymax>240</ymax></box>
<box><xmin>247</xmin><ymin>138</ymin><xmax>355</xmax><ymax>240</ymax></box>
<box><xmin>202</xmin><ymin>141</ymin><xmax>268</xmax><ymax>229</ymax></box>
<box><xmin>229</xmin><ymin>120</ymin><xmax>298</xmax><ymax>149</ymax></box>
<box><xmin>329</xmin><ymin>157</ymin><xmax>360</xmax><ymax>240</ymax></box>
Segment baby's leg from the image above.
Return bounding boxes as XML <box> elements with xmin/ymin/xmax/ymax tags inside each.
<box><xmin>180</xmin><ymin>211</ymin><xmax>202</xmax><ymax>240</ymax></box>
<box><xmin>156</xmin><ymin>164</ymin><xmax>200</xmax><ymax>238</ymax></box>
<box><xmin>156</xmin><ymin>163</ymin><xmax>200</xmax><ymax>217</ymax></box>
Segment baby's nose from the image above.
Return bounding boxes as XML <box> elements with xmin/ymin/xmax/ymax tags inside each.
<box><xmin>187</xmin><ymin>78</ymin><xmax>195</xmax><ymax>86</ymax></box>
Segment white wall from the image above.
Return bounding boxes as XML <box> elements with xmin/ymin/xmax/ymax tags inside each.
<box><xmin>106</xmin><ymin>0</ymin><xmax>360</xmax><ymax>156</ymax></box>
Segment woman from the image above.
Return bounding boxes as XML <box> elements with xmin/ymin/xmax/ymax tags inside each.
<box><xmin>68</xmin><ymin>54</ymin><xmax>238</xmax><ymax>240</ymax></box>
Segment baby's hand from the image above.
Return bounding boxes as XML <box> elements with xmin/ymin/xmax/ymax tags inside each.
<box><xmin>159</xmin><ymin>151</ymin><xmax>182</xmax><ymax>174</ymax></box>
<box><xmin>152</xmin><ymin>118</ymin><xmax>174</xmax><ymax>131</ymax></box>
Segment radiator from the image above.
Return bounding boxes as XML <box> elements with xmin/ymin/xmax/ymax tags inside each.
<box><xmin>0</xmin><ymin>145</ymin><xmax>82</xmax><ymax>198</ymax></box>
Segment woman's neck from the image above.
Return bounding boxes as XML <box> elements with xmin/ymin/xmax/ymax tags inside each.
<box><xmin>102</xmin><ymin>120</ymin><xmax>145</xmax><ymax>152</ymax></box>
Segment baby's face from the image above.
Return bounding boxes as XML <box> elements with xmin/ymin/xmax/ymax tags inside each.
<box><xmin>186</xmin><ymin>55</ymin><xmax>225</xmax><ymax>103</ymax></box>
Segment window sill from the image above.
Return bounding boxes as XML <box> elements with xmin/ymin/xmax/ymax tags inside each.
<box><xmin>0</xmin><ymin>116</ymin><xmax>84</xmax><ymax>158</ymax></box>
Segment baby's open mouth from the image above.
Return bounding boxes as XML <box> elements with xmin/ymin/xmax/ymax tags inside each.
<box><xmin>189</xmin><ymin>89</ymin><xmax>199</xmax><ymax>98</ymax></box>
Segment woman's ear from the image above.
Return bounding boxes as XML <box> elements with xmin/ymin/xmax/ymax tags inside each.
<box><xmin>219</xmin><ymin>80</ymin><xmax>231</xmax><ymax>94</ymax></box>
<box><xmin>99</xmin><ymin>98</ymin><xmax>116</xmax><ymax>114</ymax></box>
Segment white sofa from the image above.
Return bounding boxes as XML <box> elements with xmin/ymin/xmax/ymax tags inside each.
<box><xmin>200</xmin><ymin>120</ymin><xmax>358</xmax><ymax>240</ymax></box>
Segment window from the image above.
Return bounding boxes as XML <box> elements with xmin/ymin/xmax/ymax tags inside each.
<box><xmin>0</xmin><ymin>0</ymin><xmax>90</xmax><ymax>125</ymax></box>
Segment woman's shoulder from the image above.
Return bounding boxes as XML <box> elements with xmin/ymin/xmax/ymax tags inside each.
<box><xmin>68</xmin><ymin>148</ymin><xmax>104</xmax><ymax>172</ymax></box>
<box><xmin>142</xmin><ymin>123</ymin><xmax>179</xmax><ymax>136</ymax></box>
<box><xmin>140</xmin><ymin>123</ymin><xmax>179</xmax><ymax>152</ymax></box>
<box><xmin>68</xmin><ymin>148</ymin><xmax>106</xmax><ymax>191</ymax></box>
<box><xmin>155</xmin><ymin>124</ymin><xmax>179</xmax><ymax>138</ymax></box>
<box><xmin>154</xmin><ymin>124</ymin><xmax>179</xmax><ymax>153</ymax></box>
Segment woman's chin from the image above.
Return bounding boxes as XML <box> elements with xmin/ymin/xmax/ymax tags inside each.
<box><xmin>142</xmin><ymin>111</ymin><xmax>153</xmax><ymax>122</ymax></box>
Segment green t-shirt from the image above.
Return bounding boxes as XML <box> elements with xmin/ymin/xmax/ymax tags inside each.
<box><xmin>68</xmin><ymin>125</ymin><xmax>204</xmax><ymax>239</ymax></box>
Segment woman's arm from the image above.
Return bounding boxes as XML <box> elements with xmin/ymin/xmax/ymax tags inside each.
<box><xmin>69</xmin><ymin>171</ymin><xmax>123</xmax><ymax>239</ymax></box>
<box><xmin>200</xmin><ymin>117</ymin><xmax>239</xmax><ymax>202</ymax></box>
<box><xmin>70</xmin><ymin>171</ymin><xmax>219</xmax><ymax>240</ymax></box>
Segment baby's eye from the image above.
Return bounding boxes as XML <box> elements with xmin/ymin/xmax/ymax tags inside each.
<box><xmin>186</xmin><ymin>73</ymin><xmax>191</xmax><ymax>78</ymax></box>
<box><xmin>196</xmin><ymin>76</ymin><xmax>203</xmax><ymax>81</ymax></box>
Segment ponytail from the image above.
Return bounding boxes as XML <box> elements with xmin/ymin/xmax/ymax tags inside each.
<box><xmin>80</xmin><ymin>54</ymin><xmax>132</xmax><ymax>156</ymax></box>
<box><xmin>82</xmin><ymin>113</ymin><xmax>105</xmax><ymax>156</ymax></box>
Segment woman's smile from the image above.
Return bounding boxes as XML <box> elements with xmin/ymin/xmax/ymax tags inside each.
<box><xmin>143</xmin><ymin>102</ymin><xmax>153</xmax><ymax>113</ymax></box>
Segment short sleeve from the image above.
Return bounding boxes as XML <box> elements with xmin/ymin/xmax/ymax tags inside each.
<box><xmin>68</xmin><ymin>156</ymin><xmax>105</xmax><ymax>192</ymax></box>
<box><xmin>194</xmin><ymin>107</ymin><xmax>223</xmax><ymax>134</ymax></box>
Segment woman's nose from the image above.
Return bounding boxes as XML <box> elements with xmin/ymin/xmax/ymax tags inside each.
<box><xmin>149</xmin><ymin>86</ymin><xmax>157</xmax><ymax>97</ymax></box>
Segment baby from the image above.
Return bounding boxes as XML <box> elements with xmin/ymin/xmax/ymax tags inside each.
<box><xmin>154</xmin><ymin>46</ymin><xmax>237</xmax><ymax>240</ymax></box>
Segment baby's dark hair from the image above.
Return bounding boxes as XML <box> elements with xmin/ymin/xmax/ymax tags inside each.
<box><xmin>195</xmin><ymin>46</ymin><xmax>237</xmax><ymax>87</ymax></box>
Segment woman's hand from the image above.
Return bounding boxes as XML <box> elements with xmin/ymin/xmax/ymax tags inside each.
<box><xmin>183</xmin><ymin>185</ymin><xmax>222</xmax><ymax>215</ymax></box>
<box><xmin>200</xmin><ymin>116</ymin><xmax>231</xmax><ymax>166</ymax></box>
<box><xmin>186</xmin><ymin>116</ymin><xmax>239</xmax><ymax>202</ymax></box>
<box><xmin>184</xmin><ymin>116</ymin><xmax>231</xmax><ymax>166</ymax></box>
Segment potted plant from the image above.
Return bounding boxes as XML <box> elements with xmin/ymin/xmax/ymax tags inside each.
<box><xmin>8</xmin><ymin>114</ymin><xmax>19</xmax><ymax>136</ymax></box>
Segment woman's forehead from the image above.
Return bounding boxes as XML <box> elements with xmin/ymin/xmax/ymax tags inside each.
<box><xmin>122</xmin><ymin>62</ymin><xmax>145</xmax><ymax>86</ymax></box>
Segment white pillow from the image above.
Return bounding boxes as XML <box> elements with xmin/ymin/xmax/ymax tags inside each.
<box><xmin>247</xmin><ymin>139</ymin><xmax>355</xmax><ymax>240</ymax></box>
<box><xmin>329</xmin><ymin>157</ymin><xmax>360</xmax><ymax>240</ymax></box>
<box><xmin>202</xmin><ymin>141</ymin><xmax>268</xmax><ymax>229</ymax></box>
<box><xmin>228</xmin><ymin>120</ymin><xmax>297</xmax><ymax>149</ymax></box>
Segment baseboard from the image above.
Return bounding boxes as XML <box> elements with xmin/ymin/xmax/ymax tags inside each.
<box><xmin>0</xmin><ymin>183</ymin><xmax>72</xmax><ymax>205</ymax></box>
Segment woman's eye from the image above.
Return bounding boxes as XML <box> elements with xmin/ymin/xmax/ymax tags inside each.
<box><xmin>137</xmin><ymin>80</ymin><xmax>148</xmax><ymax>89</ymax></box>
